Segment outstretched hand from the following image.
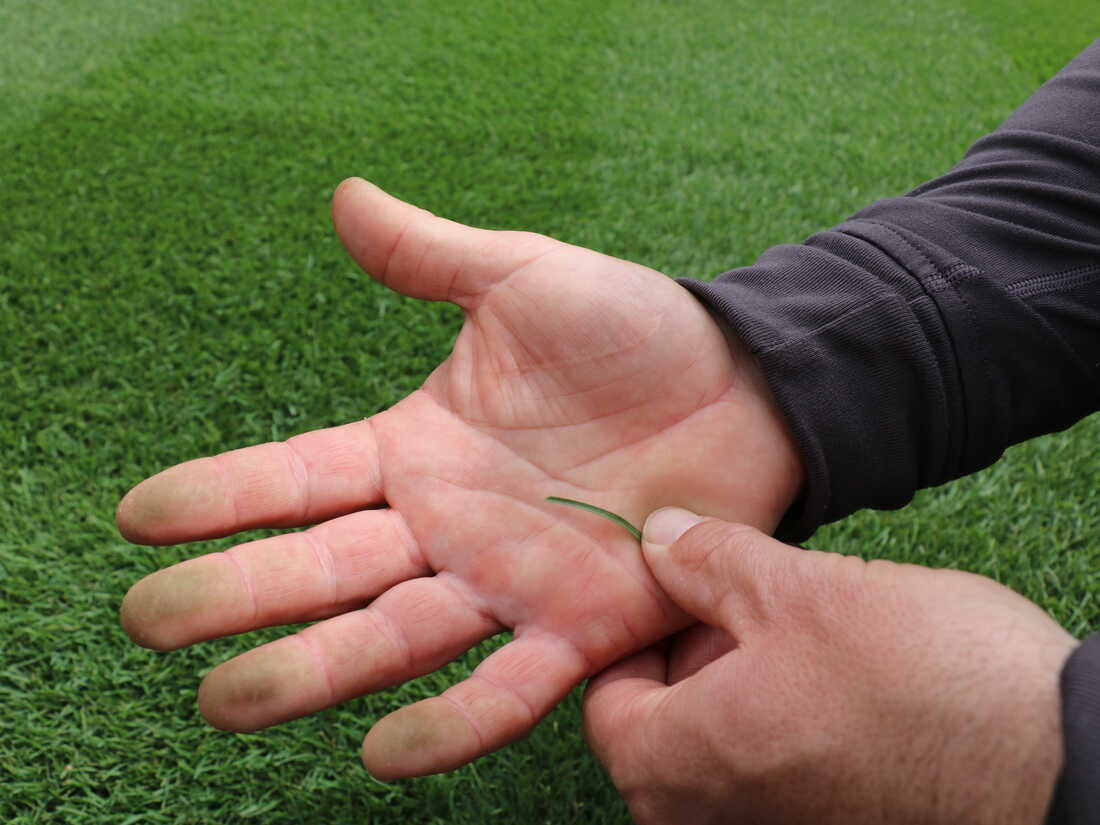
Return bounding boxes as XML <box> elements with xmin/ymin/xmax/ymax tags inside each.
<box><xmin>116</xmin><ymin>178</ymin><xmax>803</xmax><ymax>778</ymax></box>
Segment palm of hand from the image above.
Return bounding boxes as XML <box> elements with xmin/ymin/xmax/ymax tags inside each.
<box><xmin>118</xmin><ymin>179</ymin><xmax>800</xmax><ymax>778</ymax></box>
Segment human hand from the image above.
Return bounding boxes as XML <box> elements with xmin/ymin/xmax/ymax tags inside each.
<box><xmin>116</xmin><ymin>179</ymin><xmax>803</xmax><ymax>778</ymax></box>
<box><xmin>584</xmin><ymin>510</ymin><xmax>1077</xmax><ymax>825</ymax></box>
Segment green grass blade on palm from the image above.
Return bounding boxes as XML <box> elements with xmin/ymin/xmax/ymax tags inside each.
<box><xmin>546</xmin><ymin>496</ymin><xmax>642</xmax><ymax>541</ymax></box>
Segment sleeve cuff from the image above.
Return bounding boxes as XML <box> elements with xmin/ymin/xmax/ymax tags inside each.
<box><xmin>1046</xmin><ymin>632</ymin><xmax>1100</xmax><ymax>824</ymax></box>
<box><xmin>676</xmin><ymin>219</ymin><xmax>969</xmax><ymax>542</ymax></box>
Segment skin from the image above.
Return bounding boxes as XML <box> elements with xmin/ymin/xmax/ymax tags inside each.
<box><xmin>584</xmin><ymin>509</ymin><xmax>1078</xmax><ymax>825</ymax></box>
<box><xmin>116</xmin><ymin>177</ymin><xmax>804</xmax><ymax>778</ymax></box>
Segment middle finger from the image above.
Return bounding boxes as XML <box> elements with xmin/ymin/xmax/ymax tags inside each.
<box><xmin>121</xmin><ymin>508</ymin><xmax>430</xmax><ymax>650</ymax></box>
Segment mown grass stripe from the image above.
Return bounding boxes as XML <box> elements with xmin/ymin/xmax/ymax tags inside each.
<box><xmin>1</xmin><ymin>1</ymin><xmax>1096</xmax><ymax>822</ymax></box>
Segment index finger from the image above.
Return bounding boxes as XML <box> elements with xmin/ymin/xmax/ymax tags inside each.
<box><xmin>116</xmin><ymin>418</ymin><xmax>383</xmax><ymax>545</ymax></box>
<box><xmin>582</xmin><ymin>644</ymin><xmax>669</xmax><ymax>759</ymax></box>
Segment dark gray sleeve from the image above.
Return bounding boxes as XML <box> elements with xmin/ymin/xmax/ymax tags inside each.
<box><xmin>679</xmin><ymin>40</ymin><xmax>1100</xmax><ymax>543</ymax></box>
<box><xmin>1048</xmin><ymin>633</ymin><xmax>1100</xmax><ymax>824</ymax></box>
<box><xmin>677</xmin><ymin>41</ymin><xmax>1100</xmax><ymax>823</ymax></box>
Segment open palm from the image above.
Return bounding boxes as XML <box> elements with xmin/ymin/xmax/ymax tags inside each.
<box><xmin>118</xmin><ymin>178</ymin><xmax>802</xmax><ymax>778</ymax></box>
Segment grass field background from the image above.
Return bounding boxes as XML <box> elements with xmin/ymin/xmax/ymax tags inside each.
<box><xmin>2</xmin><ymin>1</ymin><xmax>1097</xmax><ymax>822</ymax></box>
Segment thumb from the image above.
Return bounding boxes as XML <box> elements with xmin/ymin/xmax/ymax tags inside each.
<box><xmin>331</xmin><ymin>177</ymin><xmax>556</xmax><ymax>307</ymax></box>
<box><xmin>641</xmin><ymin>507</ymin><xmax>803</xmax><ymax>633</ymax></box>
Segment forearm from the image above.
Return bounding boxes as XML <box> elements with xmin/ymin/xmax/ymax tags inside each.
<box><xmin>681</xmin><ymin>39</ymin><xmax>1100</xmax><ymax>541</ymax></box>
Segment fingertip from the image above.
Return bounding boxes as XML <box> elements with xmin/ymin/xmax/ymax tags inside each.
<box><xmin>642</xmin><ymin>507</ymin><xmax>708</xmax><ymax>551</ymax></box>
<box><xmin>198</xmin><ymin>642</ymin><xmax>326</xmax><ymax>733</ymax></box>
<box><xmin>330</xmin><ymin>177</ymin><xmax>392</xmax><ymax>271</ymax></box>
<box><xmin>115</xmin><ymin>486</ymin><xmax>141</xmax><ymax>543</ymax></box>
<box><xmin>361</xmin><ymin>698</ymin><xmax>479</xmax><ymax>780</ymax></box>
<box><xmin>119</xmin><ymin>557</ymin><xmax>244</xmax><ymax>651</ymax></box>
<box><xmin>336</xmin><ymin>175</ymin><xmax>367</xmax><ymax>191</ymax></box>
<box><xmin>116</xmin><ymin>477</ymin><xmax>172</xmax><ymax>545</ymax></box>
<box><xmin>641</xmin><ymin>508</ymin><xmax>712</xmax><ymax>582</ymax></box>
<box><xmin>119</xmin><ymin>577</ymin><xmax>176</xmax><ymax>651</ymax></box>
<box><xmin>197</xmin><ymin>676</ymin><xmax>257</xmax><ymax>733</ymax></box>
<box><xmin>114</xmin><ymin>462</ymin><xmax>226</xmax><ymax>546</ymax></box>
<box><xmin>638</xmin><ymin>515</ymin><xmax>774</xmax><ymax>630</ymax></box>
<box><xmin>331</xmin><ymin>177</ymin><xmax>364</xmax><ymax>228</ymax></box>
<box><xmin>332</xmin><ymin>176</ymin><xmax>372</xmax><ymax>206</ymax></box>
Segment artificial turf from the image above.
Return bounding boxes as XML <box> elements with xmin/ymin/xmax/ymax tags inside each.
<box><xmin>1</xmin><ymin>0</ymin><xmax>1096</xmax><ymax>822</ymax></box>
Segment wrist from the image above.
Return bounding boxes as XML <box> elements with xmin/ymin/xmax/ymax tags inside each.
<box><xmin>942</xmin><ymin>634</ymin><xmax>1077</xmax><ymax>825</ymax></box>
<box><xmin>705</xmin><ymin>306</ymin><xmax>806</xmax><ymax>529</ymax></box>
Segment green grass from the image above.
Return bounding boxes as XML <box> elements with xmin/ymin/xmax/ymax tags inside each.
<box><xmin>1</xmin><ymin>0</ymin><xmax>1097</xmax><ymax>822</ymax></box>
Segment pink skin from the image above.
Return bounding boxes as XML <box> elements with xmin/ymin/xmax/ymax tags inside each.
<box><xmin>116</xmin><ymin>178</ymin><xmax>804</xmax><ymax>778</ymax></box>
<box><xmin>585</xmin><ymin>512</ymin><xmax>1077</xmax><ymax>825</ymax></box>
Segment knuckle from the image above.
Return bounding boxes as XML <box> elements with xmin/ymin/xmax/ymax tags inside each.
<box><xmin>626</xmin><ymin>793</ymin><xmax>671</xmax><ymax>825</ymax></box>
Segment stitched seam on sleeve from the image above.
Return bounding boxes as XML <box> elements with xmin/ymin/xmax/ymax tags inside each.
<box><xmin>859</xmin><ymin>221</ymin><xmax>997</xmax><ymax>460</ymax></box>
<box><xmin>1009</xmin><ymin>262</ymin><xmax>1100</xmax><ymax>299</ymax></box>
<box><xmin>840</xmin><ymin>220</ymin><xmax>983</xmax><ymax>480</ymax></box>
<box><xmin>856</xmin><ymin>219</ymin><xmax>940</xmax><ymax>278</ymax></box>
<box><xmin>752</xmin><ymin>293</ymin><xmax>895</xmax><ymax>356</ymax></box>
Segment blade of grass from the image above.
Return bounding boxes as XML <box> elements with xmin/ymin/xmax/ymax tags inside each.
<box><xmin>546</xmin><ymin>496</ymin><xmax>642</xmax><ymax>541</ymax></box>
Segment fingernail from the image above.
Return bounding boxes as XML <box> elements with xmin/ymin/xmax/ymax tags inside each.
<box><xmin>643</xmin><ymin>507</ymin><xmax>706</xmax><ymax>548</ymax></box>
